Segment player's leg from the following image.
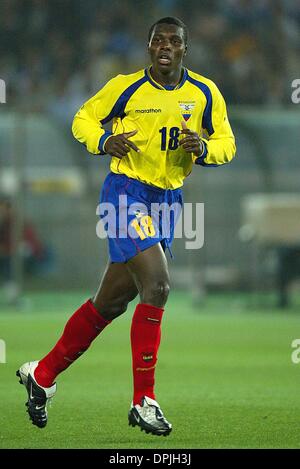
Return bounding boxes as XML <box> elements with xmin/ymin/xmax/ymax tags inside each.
<box><xmin>127</xmin><ymin>242</ymin><xmax>170</xmax><ymax>307</ymax></box>
<box><xmin>34</xmin><ymin>262</ymin><xmax>138</xmax><ymax>385</ymax></box>
<box><xmin>126</xmin><ymin>242</ymin><xmax>172</xmax><ymax>436</ymax></box>
<box><xmin>16</xmin><ymin>262</ymin><xmax>138</xmax><ymax>428</ymax></box>
<box><xmin>93</xmin><ymin>262</ymin><xmax>138</xmax><ymax>320</ymax></box>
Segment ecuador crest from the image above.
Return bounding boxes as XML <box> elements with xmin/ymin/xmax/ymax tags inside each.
<box><xmin>179</xmin><ymin>101</ymin><xmax>195</xmax><ymax>122</ymax></box>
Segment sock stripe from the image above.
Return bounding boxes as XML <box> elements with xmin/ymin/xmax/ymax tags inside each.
<box><xmin>136</xmin><ymin>364</ymin><xmax>156</xmax><ymax>372</ymax></box>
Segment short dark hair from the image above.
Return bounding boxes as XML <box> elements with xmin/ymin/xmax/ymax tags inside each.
<box><xmin>148</xmin><ymin>17</ymin><xmax>188</xmax><ymax>45</ymax></box>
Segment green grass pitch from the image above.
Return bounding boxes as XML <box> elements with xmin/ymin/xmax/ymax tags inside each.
<box><xmin>0</xmin><ymin>291</ymin><xmax>300</xmax><ymax>449</ymax></box>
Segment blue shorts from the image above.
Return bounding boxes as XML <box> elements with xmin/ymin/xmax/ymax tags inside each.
<box><xmin>99</xmin><ymin>172</ymin><xmax>183</xmax><ymax>263</ymax></box>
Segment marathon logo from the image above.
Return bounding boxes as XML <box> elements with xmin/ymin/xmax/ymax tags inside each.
<box><xmin>135</xmin><ymin>108</ymin><xmax>161</xmax><ymax>113</ymax></box>
<box><xmin>147</xmin><ymin>317</ymin><xmax>160</xmax><ymax>323</ymax></box>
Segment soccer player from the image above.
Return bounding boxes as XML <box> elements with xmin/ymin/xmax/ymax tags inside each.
<box><xmin>17</xmin><ymin>17</ymin><xmax>236</xmax><ymax>436</ymax></box>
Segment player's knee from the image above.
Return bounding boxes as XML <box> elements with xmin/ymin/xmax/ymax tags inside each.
<box><xmin>99</xmin><ymin>302</ymin><xmax>128</xmax><ymax>321</ymax></box>
<box><xmin>93</xmin><ymin>288</ymin><xmax>138</xmax><ymax>321</ymax></box>
<box><xmin>142</xmin><ymin>280</ymin><xmax>170</xmax><ymax>306</ymax></box>
<box><xmin>98</xmin><ymin>290</ymin><xmax>138</xmax><ymax>320</ymax></box>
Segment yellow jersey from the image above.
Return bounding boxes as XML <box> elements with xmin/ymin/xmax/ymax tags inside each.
<box><xmin>72</xmin><ymin>67</ymin><xmax>236</xmax><ymax>189</ymax></box>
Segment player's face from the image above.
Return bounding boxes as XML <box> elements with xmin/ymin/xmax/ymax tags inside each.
<box><xmin>148</xmin><ymin>24</ymin><xmax>187</xmax><ymax>73</ymax></box>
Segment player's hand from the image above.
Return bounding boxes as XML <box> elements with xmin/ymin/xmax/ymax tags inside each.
<box><xmin>104</xmin><ymin>130</ymin><xmax>140</xmax><ymax>158</ymax></box>
<box><xmin>179</xmin><ymin>121</ymin><xmax>204</xmax><ymax>156</ymax></box>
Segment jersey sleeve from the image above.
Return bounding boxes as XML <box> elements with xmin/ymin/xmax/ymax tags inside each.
<box><xmin>194</xmin><ymin>83</ymin><xmax>236</xmax><ymax>167</ymax></box>
<box><xmin>71</xmin><ymin>75</ymin><xmax>123</xmax><ymax>155</ymax></box>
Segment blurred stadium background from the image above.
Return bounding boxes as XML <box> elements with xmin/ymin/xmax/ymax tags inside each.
<box><xmin>1</xmin><ymin>0</ymin><xmax>300</xmax><ymax>449</ymax></box>
<box><xmin>1</xmin><ymin>0</ymin><xmax>300</xmax><ymax>306</ymax></box>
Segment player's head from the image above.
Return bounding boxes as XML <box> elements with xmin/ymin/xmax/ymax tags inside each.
<box><xmin>148</xmin><ymin>17</ymin><xmax>188</xmax><ymax>72</ymax></box>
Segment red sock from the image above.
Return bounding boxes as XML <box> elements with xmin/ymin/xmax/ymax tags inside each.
<box><xmin>34</xmin><ymin>299</ymin><xmax>111</xmax><ymax>387</ymax></box>
<box><xmin>130</xmin><ymin>303</ymin><xmax>164</xmax><ymax>405</ymax></box>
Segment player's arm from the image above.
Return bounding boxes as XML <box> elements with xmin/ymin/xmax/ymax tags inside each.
<box><xmin>195</xmin><ymin>84</ymin><xmax>236</xmax><ymax>166</ymax></box>
<box><xmin>71</xmin><ymin>76</ymin><xmax>139</xmax><ymax>157</ymax></box>
<box><xmin>180</xmin><ymin>84</ymin><xmax>236</xmax><ymax>167</ymax></box>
